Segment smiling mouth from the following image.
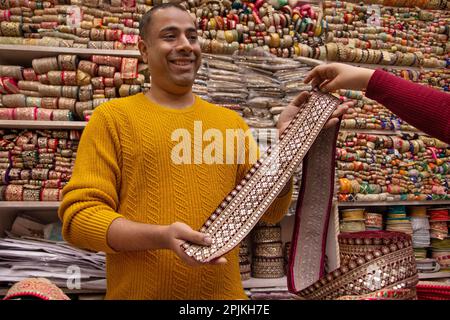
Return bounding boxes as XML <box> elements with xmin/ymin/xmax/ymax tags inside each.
<box><xmin>170</xmin><ymin>60</ymin><xmax>194</xmax><ymax>66</ymax></box>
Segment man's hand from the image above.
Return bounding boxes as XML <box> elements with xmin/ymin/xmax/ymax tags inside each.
<box><xmin>163</xmin><ymin>222</ymin><xmax>227</xmax><ymax>267</ymax></box>
<box><xmin>277</xmin><ymin>91</ymin><xmax>351</xmax><ymax>134</ymax></box>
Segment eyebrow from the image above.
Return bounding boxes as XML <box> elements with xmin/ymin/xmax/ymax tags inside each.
<box><xmin>159</xmin><ymin>26</ymin><xmax>197</xmax><ymax>34</ymax></box>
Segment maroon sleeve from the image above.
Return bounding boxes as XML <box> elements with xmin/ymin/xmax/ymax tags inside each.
<box><xmin>365</xmin><ymin>69</ymin><xmax>450</xmax><ymax>144</ymax></box>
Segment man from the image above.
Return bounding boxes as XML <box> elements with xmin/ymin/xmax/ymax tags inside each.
<box><xmin>59</xmin><ymin>4</ymin><xmax>347</xmax><ymax>299</ymax></box>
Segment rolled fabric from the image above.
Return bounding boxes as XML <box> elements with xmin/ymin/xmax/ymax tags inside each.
<box><xmin>98</xmin><ymin>65</ymin><xmax>115</xmax><ymax>78</ymax></box>
<box><xmin>91</xmin><ymin>55</ymin><xmax>122</xmax><ymax>69</ymax></box>
<box><xmin>0</xmin><ymin>65</ymin><xmax>23</xmax><ymax>80</ymax></box>
<box><xmin>18</xmin><ymin>80</ymin><xmax>40</xmax><ymax>92</ymax></box>
<box><xmin>41</xmin><ymin>97</ymin><xmax>58</xmax><ymax>109</ymax></box>
<box><xmin>13</xmin><ymin>107</ymin><xmax>37</xmax><ymax>120</ymax></box>
<box><xmin>32</xmin><ymin>57</ymin><xmax>59</xmax><ymax>75</ymax></box>
<box><xmin>77</xmin><ymin>60</ymin><xmax>98</xmax><ymax>77</ymax></box>
<box><xmin>0</xmin><ymin>21</ymin><xmax>22</xmax><ymax>36</ymax></box>
<box><xmin>52</xmin><ymin>109</ymin><xmax>73</xmax><ymax>121</ymax></box>
<box><xmin>76</xmin><ymin>69</ymin><xmax>91</xmax><ymax>86</ymax></box>
<box><xmin>75</xmin><ymin>101</ymin><xmax>93</xmax><ymax>119</ymax></box>
<box><xmin>36</xmin><ymin>108</ymin><xmax>53</xmax><ymax>121</ymax></box>
<box><xmin>2</xmin><ymin>93</ymin><xmax>26</xmax><ymax>108</ymax></box>
<box><xmin>4</xmin><ymin>184</ymin><xmax>23</xmax><ymax>201</ymax></box>
<box><xmin>120</xmin><ymin>57</ymin><xmax>138</xmax><ymax>79</ymax></box>
<box><xmin>58</xmin><ymin>97</ymin><xmax>76</xmax><ymax>112</ymax></box>
<box><xmin>25</xmin><ymin>97</ymin><xmax>42</xmax><ymax>108</ymax></box>
<box><xmin>0</xmin><ymin>108</ymin><xmax>14</xmax><ymax>119</ymax></box>
<box><xmin>1</xmin><ymin>77</ymin><xmax>19</xmax><ymax>93</ymax></box>
<box><xmin>38</xmin><ymin>84</ymin><xmax>62</xmax><ymax>97</ymax></box>
<box><xmin>78</xmin><ymin>84</ymin><xmax>93</xmax><ymax>101</ymax></box>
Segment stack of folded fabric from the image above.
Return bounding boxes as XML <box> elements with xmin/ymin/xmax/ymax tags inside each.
<box><xmin>410</xmin><ymin>206</ymin><xmax>431</xmax><ymax>248</ymax></box>
<box><xmin>364</xmin><ymin>212</ymin><xmax>383</xmax><ymax>231</ymax></box>
<box><xmin>0</xmin><ymin>54</ymin><xmax>146</xmax><ymax>121</ymax></box>
<box><xmin>429</xmin><ymin>208</ymin><xmax>450</xmax><ymax>240</ymax></box>
<box><xmin>239</xmin><ymin>240</ymin><xmax>251</xmax><ymax>281</ymax></box>
<box><xmin>431</xmin><ymin>238</ymin><xmax>450</xmax><ymax>272</ymax></box>
<box><xmin>251</xmin><ymin>222</ymin><xmax>284</xmax><ymax>279</ymax></box>
<box><xmin>385</xmin><ymin>206</ymin><xmax>413</xmax><ymax>235</ymax></box>
<box><xmin>415</xmin><ymin>259</ymin><xmax>440</xmax><ymax>273</ymax></box>
<box><xmin>0</xmin><ymin>215</ymin><xmax>105</xmax><ymax>291</ymax></box>
<box><xmin>340</xmin><ymin>208</ymin><xmax>366</xmax><ymax>233</ymax></box>
<box><xmin>0</xmin><ymin>128</ymin><xmax>79</xmax><ymax>201</ymax></box>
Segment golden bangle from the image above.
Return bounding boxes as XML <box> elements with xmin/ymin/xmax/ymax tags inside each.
<box><xmin>269</xmin><ymin>33</ymin><xmax>280</xmax><ymax>48</ymax></box>
<box><xmin>209</xmin><ymin>18</ymin><xmax>216</xmax><ymax>30</ymax></box>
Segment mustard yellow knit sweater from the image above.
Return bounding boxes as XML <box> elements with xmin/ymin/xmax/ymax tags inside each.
<box><xmin>58</xmin><ymin>93</ymin><xmax>292</xmax><ymax>300</ymax></box>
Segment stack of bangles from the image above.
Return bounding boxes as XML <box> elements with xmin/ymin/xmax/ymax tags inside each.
<box><xmin>322</xmin><ymin>1</ymin><xmax>448</xmax><ymax>67</ymax></box>
<box><xmin>0</xmin><ymin>128</ymin><xmax>80</xmax><ymax>201</ymax></box>
<box><xmin>0</xmin><ymin>0</ymin><xmax>151</xmax><ymax>49</ymax></box>
<box><xmin>337</xmin><ymin>132</ymin><xmax>450</xmax><ymax>203</ymax></box>
<box><xmin>0</xmin><ymin>54</ymin><xmax>145</xmax><ymax>121</ymax></box>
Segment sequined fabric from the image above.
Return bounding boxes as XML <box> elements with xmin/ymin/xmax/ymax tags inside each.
<box><xmin>182</xmin><ymin>91</ymin><xmax>340</xmax><ymax>262</ymax></box>
<box><xmin>296</xmin><ymin>231</ymin><xmax>419</xmax><ymax>300</ymax></box>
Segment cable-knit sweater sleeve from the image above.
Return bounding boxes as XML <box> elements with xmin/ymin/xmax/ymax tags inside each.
<box><xmin>58</xmin><ymin>106</ymin><xmax>124</xmax><ymax>254</ymax></box>
<box><xmin>234</xmin><ymin>115</ymin><xmax>293</xmax><ymax>224</ymax></box>
<box><xmin>365</xmin><ymin>69</ymin><xmax>450</xmax><ymax>144</ymax></box>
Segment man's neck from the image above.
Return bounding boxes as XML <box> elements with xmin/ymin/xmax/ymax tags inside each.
<box><xmin>146</xmin><ymin>86</ymin><xmax>195</xmax><ymax>110</ymax></box>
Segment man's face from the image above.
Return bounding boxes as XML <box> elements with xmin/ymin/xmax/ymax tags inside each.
<box><xmin>139</xmin><ymin>8</ymin><xmax>201</xmax><ymax>93</ymax></box>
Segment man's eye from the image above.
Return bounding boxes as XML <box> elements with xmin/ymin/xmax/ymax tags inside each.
<box><xmin>164</xmin><ymin>35</ymin><xmax>176</xmax><ymax>40</ymax></box>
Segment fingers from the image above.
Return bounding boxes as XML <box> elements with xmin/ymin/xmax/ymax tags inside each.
<box><xmin>174</xmin><ymin>239</ymin><xmax>205</xmax><ymax>267</ymax></box>
<box><xmin>323</xmin><ymin>118</ymin><xmax>339</xmax><ymax>129</ymax></box>
<box><xmin>319</xmin><ymin>79</ymin><xmax>341</xmax><ymax>93</ymax></box>
<box><xmin>173</xmin><ymin>222</ymin><xmax>211</xmax><ymax>246</ymax></box>
<box><xmin>210</xmin><ymin>257</ymin><xmax>228</xmax><ymax>265</ymax></box>
<box><xmin>290</xmin><ymin>91</ymin><xmax>310</xmax><ymax>108</ymax></box>
<box><xmin>323</xmin><ymin>101</ymin><xmax>352</xmax><ymax>129</ymax></box>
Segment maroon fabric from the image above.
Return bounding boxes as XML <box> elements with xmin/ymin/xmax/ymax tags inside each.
<box><xmin>416</xmin><ymin>283</ymin><xmax>450</xmax><ymax>300</ymax></box>
<box><xmin>365</xmin><ymin>69</ymin><xmax>450</xmax><ymax>144</ymax></box>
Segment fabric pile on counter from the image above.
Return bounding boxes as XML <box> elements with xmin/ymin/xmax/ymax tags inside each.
<box><xmin>0</xmin><ymin>215</ymin><xmax>105</xmax><ymax>291</ymax></box>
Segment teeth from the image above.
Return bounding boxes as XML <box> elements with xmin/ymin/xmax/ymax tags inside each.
<box><xmin>173</xmin><ymin>61</ymin><xmax>191</xmax><ymax>66</ymax></box>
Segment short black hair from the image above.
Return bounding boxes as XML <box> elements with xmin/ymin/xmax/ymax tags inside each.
<box><xmin>139</xmin><ymin>3</ymin><xmax>189</xmax><ymax>41</ymax></box>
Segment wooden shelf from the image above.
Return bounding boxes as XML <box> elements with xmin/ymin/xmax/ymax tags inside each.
<box><xmin>0</xmin><ymin>201</ymin><xmax>61</xmax><ymax>210</ymax></box>
<box><xmin>340</xmin><ymin>61</ymin><xmax>444</xmax><ymax>72</ymax></box>
<box><xmin>418</xmin><ymin>272</ymin><xmax>450</xmax><ymax>280</ymax></box>
<box><xmin>338</xmin><ymin>200</ymin><xmax>450</xmax><ymax>207</ymax></box>
<box><xmin>0</xmin><ymin>120</ymin><xmax>87</xmax><ymax>130</ymax></box>
<box><xmin>242</xmin><ymin>276</ymin><xmax>287</xmax><ymax>289</ymax></box>
<box><xmin>339</xmin><ymin>128</ymin><xmax>425</xmax><ymax>136</ymax></box>
<box><xmin>0</xmin><ymin>44</ymin><xmax>140</xmax><ymax>65</ymax></box>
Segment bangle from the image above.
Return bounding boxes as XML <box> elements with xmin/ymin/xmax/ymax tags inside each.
<box><xmin>325</xmin><ymin>43</ymin><xmax>338</xmax><ymax>61</ymax></box>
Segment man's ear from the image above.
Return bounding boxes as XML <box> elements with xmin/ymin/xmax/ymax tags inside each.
<box><xmin>138</xmin><ymin>40</ymin><xmax>149</xmax><ymax>64</ymax></box>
